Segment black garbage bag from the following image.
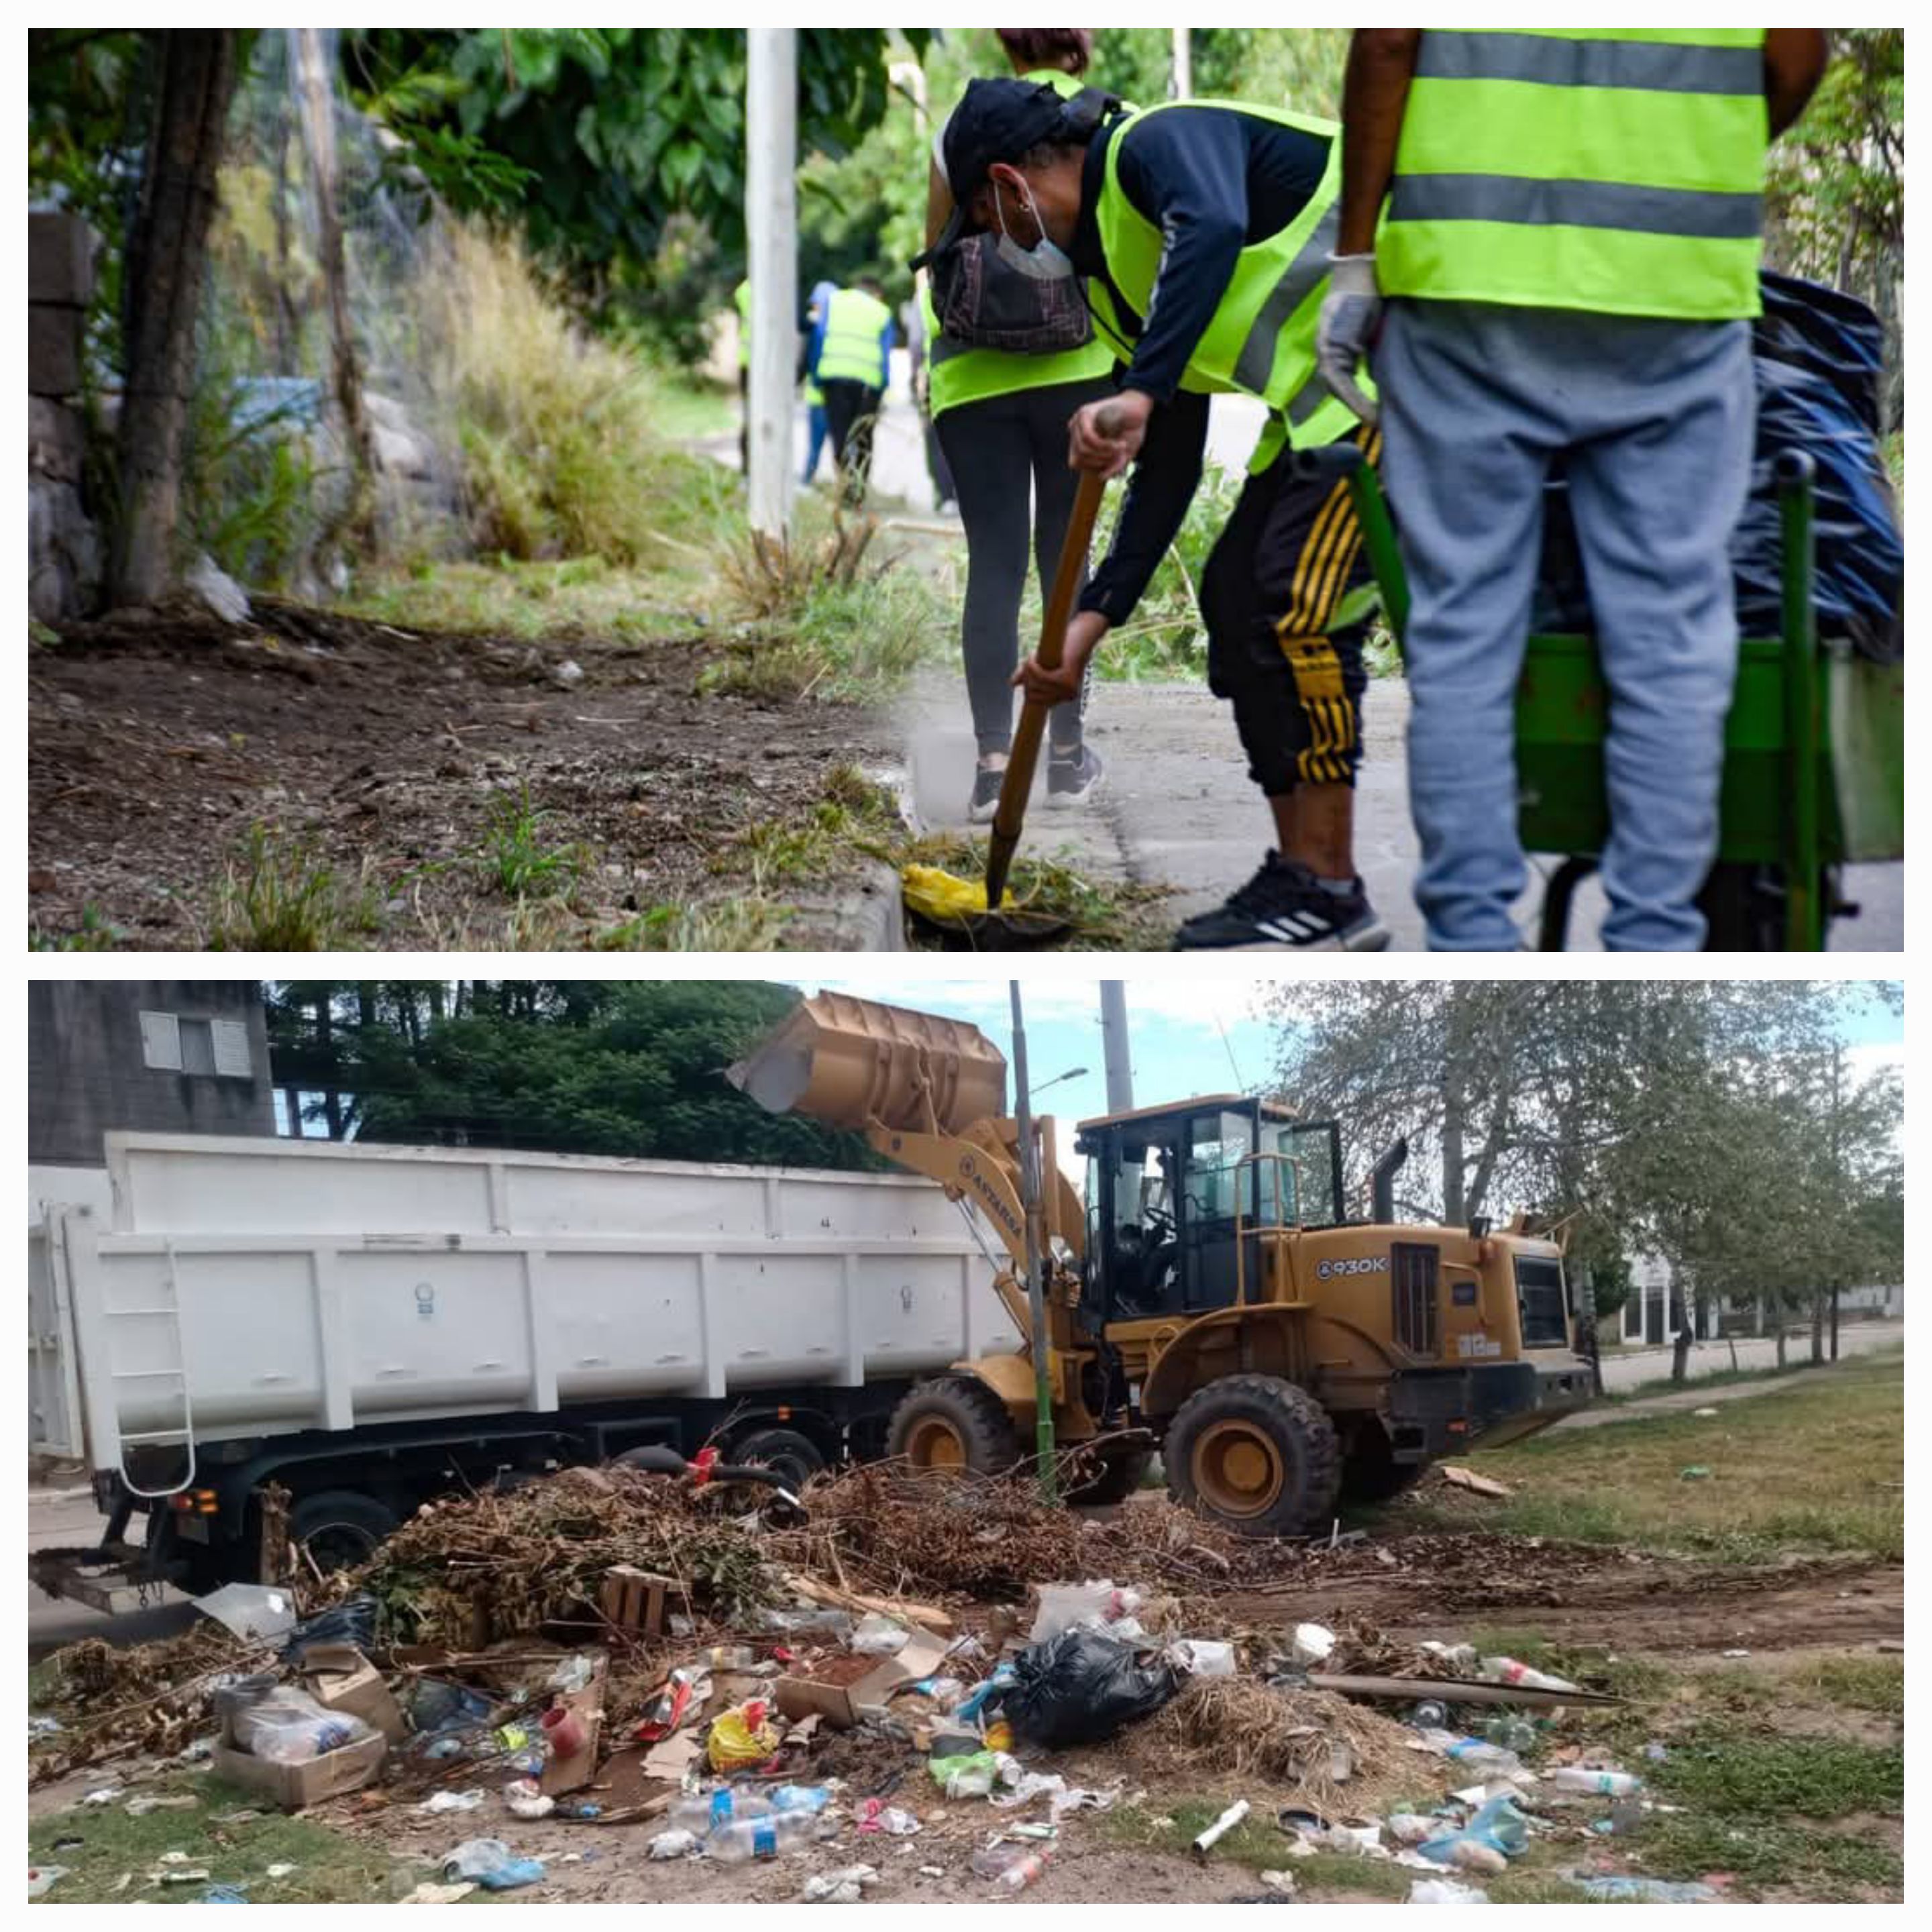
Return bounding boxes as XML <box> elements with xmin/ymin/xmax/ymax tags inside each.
<box><xmin>1531</xmin><ymin>273</ymin><xmax>1901</xmax><ymax>659</ymax></box>
<box><xmin>993</xmin><ymin>1628</ymin><xmax>1178</xmax><ymax>1748</ymax></box>
<box><xmin>280</xmin><ymin>1592</ymin><xmax>379</xmax><ymax>1663</ymax></box>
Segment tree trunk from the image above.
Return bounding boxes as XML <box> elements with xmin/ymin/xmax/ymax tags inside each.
<box><xmin>1809</xmin><ymin>1291</ymin><xmax>1825</xmax><ymax>1364</ymax></box>
<box><xmin>1829</xmin><ymin>1283</ymin><xmax>1840</xmax><ymax>1360</ymax></box>
<box><xmin>1776</xmin><ymin>1320</ymin><xmax>1788</xmax><ymax>1370</ymax></box>
<box><xmin>1670</xmin><ymin>1289</ymin><xmax>1693</xmax><ymax>1383</ymax></box>
<box><xmin>290</xmin><ymin>27</ymin><xmax>375</xmax><ymax>542</ymax></box>
<box><xmin>1576</xmin><ymin>1263</ymin><xmax>1604</xmax><ymax>1399</ymax></box>
<box><xmin>1440</xmin><ymin>996</ymin><xmax>1470</xmax><ymax>1225</ymax></box>
<box><xmin>110</xmin><ymin>30</ymin><xmax>241</xmax><ymax>606</ymax></box>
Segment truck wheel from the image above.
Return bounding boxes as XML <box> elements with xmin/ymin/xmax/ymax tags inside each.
<box><xmin>288</xmin><ymin>1491</ymin><xmax>398</xmax><ymax>1574</ymax></box>
<box><xmin>886</xmin><ymin>1376</ymin><xmax>1020</xmax><ymax>1476</ymax></box>
<box><xmin>731</xmin><ymin>1428</ymin><xmax>826</xmax><ymax>1493</ymax></box>
<box><xmin>1165</xmin><ymin>1374</ymin><xmax>1341</xmax><ymax>1538</ymax></box>
<box><xmin>1063</xmin><ymin>1444</ymin><xmax>1154</xmax><ymax>1505</ymax></box>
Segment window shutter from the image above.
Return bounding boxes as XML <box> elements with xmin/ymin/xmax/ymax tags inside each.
<box><xmin>211</xmin><ymin>1019</ymin><xmax>254</xmax><ymax>1079</ymax></box>
<box><xmin>140</xmin><ymin>1011</ymin><xmax>182</xmax><ymax>1071</ymax></box>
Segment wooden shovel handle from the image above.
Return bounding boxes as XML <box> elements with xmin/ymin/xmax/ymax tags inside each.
<box><xmin>984</xmin><ymin>460</ymin><xmax>1110</xmax><ymax>906</ymax></box>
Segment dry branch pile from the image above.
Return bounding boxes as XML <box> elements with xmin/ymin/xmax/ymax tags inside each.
<box><xmin>337</xmin><ymin>1466</ymin><xmax>786</xmax><ymax>1648</ymax></box>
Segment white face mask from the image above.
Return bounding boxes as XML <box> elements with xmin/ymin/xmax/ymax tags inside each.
<box><xmin>992</xmin><ymin>174</ymin><xmax>1075</xmax><ymax>282</ymax></box>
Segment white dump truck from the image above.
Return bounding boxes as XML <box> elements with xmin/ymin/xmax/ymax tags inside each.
<box><xmin>30</xmin><ymin>1129</ymin><xmax>1018</xmax><ymax>1603</ymax></box>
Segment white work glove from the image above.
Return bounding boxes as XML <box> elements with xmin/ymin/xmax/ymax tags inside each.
<box><xmin>1316</xmin><ymin>252</ymin><xmax>1383</xmax><ymax>428</ymax></box>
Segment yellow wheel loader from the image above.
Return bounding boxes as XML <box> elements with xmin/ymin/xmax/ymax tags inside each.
<box><xmin>731</xmin><ymin>993</ymin><xmax>1591</xmax><ymax>1536</ymax></box>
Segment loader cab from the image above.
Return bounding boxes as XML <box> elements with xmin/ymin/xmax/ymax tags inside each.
<box><xmin>1076</xmin><ymin>1099</ymin><xmax>1344</xmax><ymax>1324</ymax></box>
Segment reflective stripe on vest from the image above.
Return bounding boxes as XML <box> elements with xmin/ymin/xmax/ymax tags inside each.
<box><xmin>1380</xmin><ymin>28</ymin><xmax>1768</xmax><ymax>320</ymax></box>
<box><xmin>817</xmin><ymin>288</ymin><xmax>892</xmax><ymax>387</ymax></box>
<box><xmin>1089</xmin><ymin>99</ymin><xmax>1363</xmax><ymax>463</ymax></box>
<box><xmin>924</xmin><ymin>69</ymin><xmax>1120</xmax><ymax>418</ymax></box>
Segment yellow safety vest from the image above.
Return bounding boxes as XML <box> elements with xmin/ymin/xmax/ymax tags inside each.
<box><xmin>817</xmin><ymin>288</ymin><xmax>894</xmax><ymax>388</ymax></box>
<box><xmin>1089</xmin><ymin>99</ymin><xmax>1362</xmax><ymax>469</ymax></box>
<box><xmin>1379</xmin><ymin>29</ymin><xmax>1769</xmax><ymax>319</ymax></box>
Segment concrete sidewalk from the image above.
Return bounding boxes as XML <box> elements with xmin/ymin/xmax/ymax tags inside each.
<box><xmin>716</xmin><ymin>388</ymin><xmax>1902</xmax><ymax>952</ymax></box>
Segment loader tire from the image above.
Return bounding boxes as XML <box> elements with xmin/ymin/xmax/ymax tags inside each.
<box><xmin>1341</xmin><ymin>1451</ymin><xmax>1429</xmax><ymax>1505</ymax></box>
<box><xmin>887</xmin><ymin>1376</ymin><xmax>1021</xmax><ymax>1477</ymax></box>
<box><xmin>1063</xmin><ymin>1444</ymin><xmax>1155</xmax><ymax>1506</ymax></box>
<box><xmin>1166</xmin><ymin>1374</ymin><xmax>1342</xmax><ymax>1538</ymax></box>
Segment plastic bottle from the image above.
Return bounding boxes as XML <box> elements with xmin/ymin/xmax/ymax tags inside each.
<box><xmin>1483</xmin><ymin>1714</ymin><xmax>1538</xmax><ymax>1756</ymax></box>
<box><xmin>706</xmin><ymin>1811</ymin><xmax>824</xmax><ymax>1863</ymax></box>
<box><xmin>1548</xmin><ymin>1768</ymin><xmax>1641</xmax><ymax>1798</ymax></box>
<box><xmin>971</xmin><ymin>1845</ymin><xmax>1051</xmax><ymax>1892</ymax></box>
<box><xmin>669</xmin><ymin>1787</ymin><xmax>773</xmax><ymax>1834</ymax></box>
<box><xmin>1480</xmin><ymin>1656</ymin><xmax>1580</xmax><ymax>1694</ymax></box>
<box><xmin>1419</xmin><ymin>1730</ymin><xmax>1524</xmax><ymax>1778</ymax></box>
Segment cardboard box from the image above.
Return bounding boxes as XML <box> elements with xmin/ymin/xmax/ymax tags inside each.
<box><xmin>211</xmin><ymin>1732</ymin><xmax>386</xmax><ymax>1811</ymax></box>
<box><xmin>296</xmin><ymin>1644</ymin><xmax>407</xmax><ymax>1743</ymax></box>
<box><xmin>537</xmin><ymin>1652</ymin><xmax>607</xmax><ymax>1797</ymax></box>
<box><xmin>774</xmin><ymin>1631</ymin><xmax>951</xmax><ymax>1730</ymax></box>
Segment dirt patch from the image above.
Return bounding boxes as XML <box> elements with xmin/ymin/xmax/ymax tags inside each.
<box><xmin>1189</xmin><ymin>1531</ymin><xmax>1902</xmax><ymax>1659</ymax></box>
<box><xmin>28</xmin><ymin>603</ymin><xmax>895</xmax><ymax>950</ymax></box>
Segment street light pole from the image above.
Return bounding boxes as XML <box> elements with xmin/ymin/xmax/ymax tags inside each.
<box><xmin>1008</xmin><ymin>982</ymin><xmax>1057</xmax><ymax>1501</ymax></box>
<box><xmin>1099</xmin><ymin>981</ymin><xmax>1134</xmax><ymax>1114</ymax></box>
<box><xmin>745</xmin><ymin>29</ymin><xmax>797</xmax><ymax>541</ymax></box>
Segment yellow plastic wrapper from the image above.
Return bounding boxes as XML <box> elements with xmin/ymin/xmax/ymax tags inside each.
<box><xmin>900</xmin><ymin>864</ymin><xmax>1014</xmax><ymax>922</ymax></box>
<box><xmin>707</xmin><ymin>1700</ymin><xmax>779</xmax><ymax>1772</ymax></box>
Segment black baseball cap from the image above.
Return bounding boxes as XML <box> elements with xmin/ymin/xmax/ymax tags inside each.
<box><xmin>910</xmin><ymin>77</ymin><xmax>1077</xmax><ymax>270</ymax></box>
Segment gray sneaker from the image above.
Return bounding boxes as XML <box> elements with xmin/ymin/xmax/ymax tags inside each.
<box><xmin>1046</xmin><ymin>744</ymin><xmax>1106</xmax><ymax>806</ymax></box>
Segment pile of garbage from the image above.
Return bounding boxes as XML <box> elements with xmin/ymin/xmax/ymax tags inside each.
<box><xmin>29</xmin><ymin>1465</ymin><xmax>1709</xmax><ymax>1902</ymax></box>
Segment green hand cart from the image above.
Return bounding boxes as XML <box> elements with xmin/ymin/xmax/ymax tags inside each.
<box><xmin>1320</xmin><ymin>445</ymin><xmax>1903</xmax><ymax>950</ymax></box>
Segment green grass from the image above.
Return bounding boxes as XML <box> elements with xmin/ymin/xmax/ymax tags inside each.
<box><xmin>649</xmin><ymin>375</ymin><xmax>738</xmax><ymax>442</ymax></box>
<box><xmin>476</xmin><ymin>787</ymin><xmax>587</xmax><ymax>900</ymax></box>
<box><xmin>589</xmin><ymin>899</ymin><xmax>796</xmax><ymax>951</ymax></box>
<box><xmin>1638</xmin><ymin>1813</ymin><xmax>1900</xmax><ymax>1898</ymax></box>
<box><xmin>206</xmin><ymin>824</ymin><xmax>384</xmax><ymax>952</ymax></box>
<box><xmin>1404</xmin><ymin>1354</ymin><xmax>1902</xmax><ymax>1562</ymax></box>
<box><xmin>29</xmin><ymin>904</ymin><xmax>124</xmax><ymax>951</ymax></box>
<box><xmin>1646</xmin><ymin>1728</ymin><xmax>1900</xmax><ymax>1821</ymax></box>
<box><xmin>342</xmin><ymin>554</ymin><xmax>711</xmax><ymax>644</ymax></box>
<box><xmin>28</xmin><ymin>1774</ymin><xmax>419</xmax><ymax>1904</ymax></box>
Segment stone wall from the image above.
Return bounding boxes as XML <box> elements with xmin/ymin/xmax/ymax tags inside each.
<box><xmin>28</xmin><ymin>209</ymin><xmax>103</xmax><ymax>621</ymax></box>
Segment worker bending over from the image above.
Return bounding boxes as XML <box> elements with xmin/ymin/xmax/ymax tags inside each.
<box><xmin>1320</xmin><ymin>28</ymin><xmax>1827</xmax><ymax>950</ymax></box>
<box><xmin>967</xmin><ymin>78</ymin><xmax>1390</xmax><ymax>950</ymax></box>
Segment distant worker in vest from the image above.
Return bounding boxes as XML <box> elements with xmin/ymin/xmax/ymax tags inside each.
<box><xmin>920</xmin><ymin>28</ymin><xmax>1117</xmax><ymax>822</ymax></box>
<box><xmin>808</xmin><ymin>276</ymin><xmax>897</xmax><ymax>506</ymax></box>
<box><xmin>973</xmin><ymin>80</ymin><xmax>1391</xmax><ymax>949</ymax></box>
<box><xmin>1319</xmin><ymin>28</ymin><xmax>1828</xmax><ymax>951</ymax></box>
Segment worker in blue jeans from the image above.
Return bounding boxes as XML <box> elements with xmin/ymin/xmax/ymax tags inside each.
<box><xmin>1320</xmin><ymin>28</ymin><xmax>1827</xmax><ymax>950</ymax></box>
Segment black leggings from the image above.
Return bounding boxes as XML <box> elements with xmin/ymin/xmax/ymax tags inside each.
<box><xmin>935</xmin><ymin>375</ymin><xmax>1115</xmax><ymax>755</ymax></box>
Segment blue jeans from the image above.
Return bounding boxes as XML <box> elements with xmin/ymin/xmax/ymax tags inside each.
<box><xmin>1377</xmin><ymin>300</ymin><xmax>1754</xmax><ymax>951</ymax></box>
<box><xmin>802</xmin><ymin>405</ymin><xmax>829</xmax><ymax>484</ymax></box>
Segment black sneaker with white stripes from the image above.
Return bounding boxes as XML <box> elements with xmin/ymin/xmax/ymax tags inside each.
<box><xmin>1046</xmin><ymin>743</ymin><xmax>1105</xmax><ymax>806</ymax></box>
<box><xmin>1173</xmin><ymin>851</ymin><xmax>1391</xmax><ymax>952</ymax></box>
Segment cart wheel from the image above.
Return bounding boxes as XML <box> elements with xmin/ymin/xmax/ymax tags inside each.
<box><xmin>1698</xmin><ymin>862</ymin><xmax>1829</xmax><ymax>951</ymax></box>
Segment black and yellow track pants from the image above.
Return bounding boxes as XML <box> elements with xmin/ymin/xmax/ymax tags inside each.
<box><xmin>1201</xmin><ymin>421</ymin><xmax>1381</xmax><ymax>794</ymax></box>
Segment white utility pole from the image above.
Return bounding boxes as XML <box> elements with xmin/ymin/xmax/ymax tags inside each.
<box><xmin>745</xmin><ymin>29</ymin><xmax>798</xmax><ymax>539</ymax></box>
<box><xmin>1171</xmin><ymin>27</ymin><xmax>1192</xmax><ymax>99</ymax></box>
<box><xmin>1008</xmin><ymin>983</ymin><xmax>1058</xmax><ymax>1500</ymax></box>
<box><xmin>1099</xmin><ymin>981</ymin><xmax>1134</xmax><ymax>1114</ymax></box>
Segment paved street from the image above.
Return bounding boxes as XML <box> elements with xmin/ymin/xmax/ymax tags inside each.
<box><xmin>719</xmin><ymin>380</ymin><xmax>1904</xmax><ymax>953</ymax></box>
<box><xmin>1594</xmin><ymin>1317</ymin><xmax>1902</xmax><ymax>1395</ymax></box>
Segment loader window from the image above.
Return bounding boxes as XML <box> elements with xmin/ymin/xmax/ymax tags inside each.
<box><xmin>1268</xmin><ymin>1122</ymin><xmax>1342</xmax><ymax>1226</ymax></box>
<box><xmin>1179</xmin><ymin>1110</ymin><xmax>1256</xmax><ymax>1311</ymax></box>
<box><xmin>1093</xmin><ymin>1140</ymin><xmax>1179</xmax><ymax>1320</ymax></box>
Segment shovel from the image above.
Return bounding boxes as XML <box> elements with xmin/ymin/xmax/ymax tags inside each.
<box><xmin>901</xmin><ymin>462</ymin><xmax>1109</xmax><ymax>945</ymax></box>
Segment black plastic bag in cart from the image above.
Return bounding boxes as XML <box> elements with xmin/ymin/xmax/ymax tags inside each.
<box><xmin>1532</xmin><ymin>273</ymin><xmax>1901</xmax><ymax>660</ymax></box>
<box><xmin>993</xmin><ymin>1627</ymin><xmax>1178</xmax><ymax>1748</ymax></box>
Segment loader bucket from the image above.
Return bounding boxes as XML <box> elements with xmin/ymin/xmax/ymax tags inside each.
<box><xmin>729</xmin><ymin>991</ymin><xmax>1008</xmax><ymax>1136</ymax></box>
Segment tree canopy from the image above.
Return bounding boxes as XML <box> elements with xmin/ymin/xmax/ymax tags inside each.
<box><xmin>264</xmin><ymin>980</ymin><xmax>878</xmax><ymax>1173</ymax></box>
<box><xmin>1264</xmin><ymin>980</ymin><xmax>1902</xmax><ymax>1336</ymax></box>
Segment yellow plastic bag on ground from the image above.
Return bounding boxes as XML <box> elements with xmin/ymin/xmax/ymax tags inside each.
<box><xmin>707</xmin><ymin>1699</ymin><xmax>778</xmax><ymax>1772</ymax></box>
